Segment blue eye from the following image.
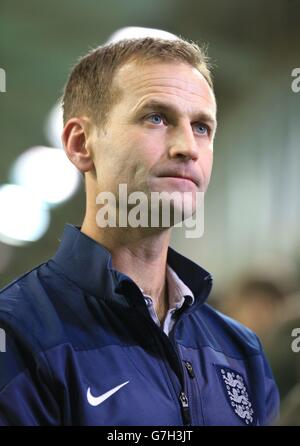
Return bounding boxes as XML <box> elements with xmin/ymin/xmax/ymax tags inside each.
<box><xmin>194</xmin><ymin>123</ymin><xmax>209</xmax><ymax>135</ymax></box>
<box><xmin>148</xmin><ymin>114</ymin><xmax>163</xmax><ymax>124</ymax></box>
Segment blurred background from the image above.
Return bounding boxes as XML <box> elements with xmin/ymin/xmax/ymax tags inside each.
<box><xmin>0</xmin><ymin>0</ymin><xmax>300</xmax><ymax>424</ymax></box>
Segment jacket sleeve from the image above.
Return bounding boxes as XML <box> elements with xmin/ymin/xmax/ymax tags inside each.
<box><xmin>262</xmin><ymin>351</ymin><xmax>280</xmax><ymax>425</ymax></box>
<box><xmin>255</xmin><ymin>335</ymin><xmax>280</xmax><ymax>425</ymax></box>
<box><xmin>0</xmin><ymin>316</ymin><xmax>60</xmax><ymax>426</ymax></box>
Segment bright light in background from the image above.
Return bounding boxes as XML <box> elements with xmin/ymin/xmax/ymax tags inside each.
<box><xmin>45</xmin><ymin>102</ymin><xmax>64</xmax><ymax>149</ymax></box>
<box><xmin>0</xmin><ymin>184</ymin><xmax>50</xmax><ymax>246</ymax></box>
<box><xmin>10</xmin><ymin>146</ymin><xmax>81</xmax><ymax>207</ymax></box>
<box><xmin>106</xmin><ymin>26</ymin><xmax>178</xmax><ymax>43</ymax></box>
<box><xmin>0</xmin><ymin>26</ymin><xmax>176</xmax><ymax>248</ymax></box>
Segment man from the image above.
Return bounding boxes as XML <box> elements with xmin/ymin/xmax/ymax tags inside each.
<box><xmin>0</xmin><ymin>33</ymin><xmax>279</xmax><ymax>426</ymax></box>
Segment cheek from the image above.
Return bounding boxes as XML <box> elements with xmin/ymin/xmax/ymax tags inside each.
<box><xmin>199</xmin><ymin>149</ymin><xmax>214</xmax><ymax>188</ymax></box>
<box><xmin>95</xmin><ymin>128</ymin><xmax>165</xmax><ymax>190</ymax></box>
<box><xmin>200</xmin><ymin>149</ymin><xmax>213</xmax><ymax>176</ymax></box>
<box><xmin>122</xmin><ymin>131</ymin><xmax>164</xmax><ymax>173</ymax></box>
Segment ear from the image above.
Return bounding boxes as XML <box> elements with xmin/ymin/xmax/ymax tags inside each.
<box><xmin>62</xmin><ymin>117</ymin><xmax>95</xmax><ymax>173</ymax></box>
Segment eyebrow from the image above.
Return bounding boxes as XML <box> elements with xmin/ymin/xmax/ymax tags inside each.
<box><xmin>134</xmin><ymin>99</ymin><xmax>217</xmax><ymax>130</ymax></box>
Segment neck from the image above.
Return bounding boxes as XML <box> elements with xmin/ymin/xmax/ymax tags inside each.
<box><xmin>81</xmin><ymin>213</ymin><xmax>172</xmax><ymax>322</ymax></box>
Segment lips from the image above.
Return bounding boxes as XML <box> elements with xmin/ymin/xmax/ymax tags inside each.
<box><xmin>156</xmin><ymin>168</ymin><xmax>200</xmax><ymax>187</ymax></box>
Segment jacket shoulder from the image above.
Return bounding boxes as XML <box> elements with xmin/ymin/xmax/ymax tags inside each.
<box><xmin>0</xmin><ymin>263</ymin><xmax>65</xmax><ymax>351</ymax></box>
<box><xmin>187</xmin><ymin>303</ymin><xmax>263</xmax><ymax>357</ymax></box>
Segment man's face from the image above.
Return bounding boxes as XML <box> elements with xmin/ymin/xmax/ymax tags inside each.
<box><xmin>89</xmin><ymin>59</ymin><xmax>217</xmax><ymax>220</ymax></box>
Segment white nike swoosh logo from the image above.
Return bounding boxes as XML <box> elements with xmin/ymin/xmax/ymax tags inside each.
<box><xmin>87</xmin><ymin>381</ymin><xmax>130</xmax><ymax>406</ymax></box>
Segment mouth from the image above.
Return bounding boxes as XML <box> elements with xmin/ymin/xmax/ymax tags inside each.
<box><xmin>155</xmin><ymin>166</ymin><xmax>201</xmax><ymax>188</ymax></box>
<box><xmin>160</xmin><ymin>176</ymin><xmax>196</xmax><ymax>185</ymax></box>
<box><xmin>157</xmin><ymin>174</ymin><xmax>199</xmax><ymax>188</ymax></box>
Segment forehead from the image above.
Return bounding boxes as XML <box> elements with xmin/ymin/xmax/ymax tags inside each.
<box><xmin>113</xmin><ymin>60</ymin><xmax>216</xmax><ymax>114</ymax></box>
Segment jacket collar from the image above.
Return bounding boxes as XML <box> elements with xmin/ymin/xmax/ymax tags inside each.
<box><xmin>50</xmin><ymin>224</ymin><xmax>213</xmax><ymax>306</ymax></box>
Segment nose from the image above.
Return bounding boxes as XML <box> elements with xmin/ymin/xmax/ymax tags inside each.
<box><xmin>167</xmin><ymin>121</ymin><xmax>199</xmax><ymax>161</ymax></box>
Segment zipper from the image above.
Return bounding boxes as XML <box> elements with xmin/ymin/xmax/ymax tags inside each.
<box><xmin>169</xmin><ymin>276</ymin><xmax>212</xmax><ymax>426</ymax></box>
<box><xmin>182</xmin><ymin>358</ymin><xmax>204</xmax><ymax>425</ymax></box>
<box><xmin>139</xmin><ymin>311</ymin><xmax>192</xmax><ymax>425</ymax></box>
<box><xmin>120</xmin><ymin>275</ymin><xmax>212</xmax><ymax>426</ymax></box>
<box><xmin>179</xmin><ymin>391</ymin><xmax>191</xmax><ymax>426</ymax></box>
<box><xmin>122</xmin><ymin>281</ymin><xmax>191</xmax><ymax>425</ymax></box>
<box><xmin>184</xmin><ymin>360</ymin><xmax>195</xmax><ymax>379</ymax></box>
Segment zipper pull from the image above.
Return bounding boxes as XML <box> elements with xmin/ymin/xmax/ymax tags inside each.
<box><xmin>184</xmin><ymin>360</ymin><xmax>195</xmax><ymax>378</ymax></box>
<box><xmin>179</xmin><ymin>391</ymin><xmax>191</xmax><ymax>426</ymax></box>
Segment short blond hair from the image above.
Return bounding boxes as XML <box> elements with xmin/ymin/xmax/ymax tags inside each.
<box><xmin>62</xmin><ymin>37</ymin><xmax>213</xmax><ymax>126</ymax></box>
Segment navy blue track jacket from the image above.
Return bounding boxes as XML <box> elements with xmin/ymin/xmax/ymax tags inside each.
<box><xmin>0</xmin><ymin>224</ymin><xmax>279</xmax><ymax>426</ymax></box>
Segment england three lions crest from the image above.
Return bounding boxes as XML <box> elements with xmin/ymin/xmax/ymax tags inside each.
<box><xmin>216</xmin><ymin>365</ymin><xmax>256</xmax><ymax>425</ymax></box>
